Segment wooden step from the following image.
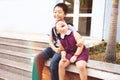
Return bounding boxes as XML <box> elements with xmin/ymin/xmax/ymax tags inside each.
<box><xmin>0</xmin><ymin>37</ymin><xmax>49</xmax><ymax>48</ymax></box>
<box><xmin>0</xmin><ymin>58</ymin><xmax>32</xmax><ymax>77</ymax></box>
<box><xmin>0</xmin><ymin>69</ymin><xmax>31</xmax><ymax>80</ymax></box>
<box><xmin>0</xmin><ymin>41</ymin><xmax>44</xmax><ymax>54</ymax></box>
<box><xmin>0</xmin><ymin>48</ymin><xmax>31</xmax><ymax>64</ymax></box>
<box><xmin>0</xmin><ymin>31</ymin><xmax>49</xmax><ymax>43</ymax></box>
<box><xmin>0</xmin><ymin>77</ymin><xmax>6</xmax><ymax>80</ymax></box>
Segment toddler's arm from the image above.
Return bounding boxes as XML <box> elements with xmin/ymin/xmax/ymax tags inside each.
<box><xmin>70</xmin><ymin>32</ymin><xmax>84</xmax><ymax>63</ymax></box>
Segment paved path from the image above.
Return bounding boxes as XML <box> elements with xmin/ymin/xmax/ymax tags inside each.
<box><xmin>0</xmin><ymin>30</ymin><xmax>102</xmax><ymax>48</ymax></box>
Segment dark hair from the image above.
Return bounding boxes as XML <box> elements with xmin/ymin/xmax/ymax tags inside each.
<box><xmin>53</xmin><ymin>3</ymin><xmax>68</xmax><ymax>14</ymax></box>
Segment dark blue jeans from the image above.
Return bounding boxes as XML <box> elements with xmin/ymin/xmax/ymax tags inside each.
<box><xmin>35</xmin><ymin>47</ymin><xmax>61</xmax><ymax>80</ymax></box>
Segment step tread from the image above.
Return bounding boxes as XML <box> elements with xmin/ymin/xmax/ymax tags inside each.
<box><xmin>0</xmin><ymin>41</ymin><xmax>45</xmax><ymax>51</ymax></box>
<box><xmin>0</xmin><ymin>37</ymin><xmax>49</xmax><ymax>49</ymax></box>
<box><xmin>88</xmin><ymin>60</ymin><xmax>120</xmax><ymax>74</ymax></box>
<box><xmin>0</xmin><ymin>49</ymin><xmax>32</xmax><ymax>58</ymax></box>
<box><xmin>0</xmin><ymin>48</ymin><xmax>32</xmax><ymax>59</ymax></box>
<box><xmin>45</xmin><ymin>59</ymin><xmax>120</xmax><ymax>79</ymax></box>
<box><xmin>45</xmin><ymin>58</ymin><xmax>120</xmax><ymax>75</ymax></box>
<box><xmin>0</xmin><ymin>69</ymin><xmax>31</xmax><ymax>80</ymax></box>
<box><xmin>0</xmin><ymin>31</ymin><xmax>49</xmax><ymax>43</ymax></box>
<box><xmin>0</xmin><ymin>58</ymin><xmax>32</xmax><ymax>72</ymax></box>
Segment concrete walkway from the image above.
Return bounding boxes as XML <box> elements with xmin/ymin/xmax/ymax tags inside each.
<box><xmin>0</xmin><ymin>30</ymin><xmax>102</xmax><ymax>48</ymax></box>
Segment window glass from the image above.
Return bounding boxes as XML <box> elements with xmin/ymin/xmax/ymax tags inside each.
<box><xmin>64</xmin><ymin>0</ymin><xmax>74</xmax><ymax>13</ymax></box>
<box><xmin>79</xmin><ymin>0</ymin><xmax>92</xmax><ymax>13</ymax></box>
<box><xmin>64</xmin><ymin>0</ymin><xmax>93</xmax><ymax>36</ymax></box>
<box><xmin>78</xmin><ymin>17</ymin><xmax>91</xmax><ymax>36</ymax></box>
<box><xmin>65</xmin><ymin>17</ymin><xmax>73</xmax><ymax>24</ymax></box>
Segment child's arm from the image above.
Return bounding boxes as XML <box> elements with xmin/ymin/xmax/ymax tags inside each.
<box><xmin>49</xmin><ymin>35</ymin><xmax>61</xmax><ymax>53</ymax></box>
<box><xmin>76</xmin><ymin>37</ymin><xmax>84</xmax><ymax>47</ymax></box>
<box><xmin>58</xmin><ymin>40</ymin><xmax>64</xmax><ymax>51</ymax></box>
<box><xmin>58</xmin><ymin>40</ymin><xmax>67</xmax><ymax>62</ymax></box>
<box><xmin>74</xmin><ymin>31</ymin><xmax>84</xmax><ymax>56</ymax></box>
<box><xmin>70</xmin><ymin>32</ymin><xmax>84</xmax><ymax>63</ymax></box>
<box><xmin>61</xmin><ymin>51</ymin><xmax>67</xmax><ymax>62</ymax></box>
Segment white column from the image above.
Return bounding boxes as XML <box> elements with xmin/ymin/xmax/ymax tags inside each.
<box><xmin>90</xmin><ymin>0</ymin><xmax>106</xmax><ymax>40</ymax></box>
<box><xmin>73</xmin><ymin>0</ymin><xmax>80</xmax><ymax>30</ymax></box>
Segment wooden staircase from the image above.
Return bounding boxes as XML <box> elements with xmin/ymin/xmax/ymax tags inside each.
<box><xmin>0</xmin><ymin>35</ymin><xmax>49</xmax><ymax>80</ymax></box>
<box><xmin>1</xmin><ymin>31</ymin><xmax>119</xmax><ymax>80</ymax></box>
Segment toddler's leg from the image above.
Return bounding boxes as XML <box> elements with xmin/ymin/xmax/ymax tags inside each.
<box><xmin>59</xmin><ymin>59</ymin><xmax>70</xmax><ymax>80</ymax></box>
<box><xmin>76</xmin><ymin>60</ymin><xmax>87</xmax><ymax>80</ymax></box>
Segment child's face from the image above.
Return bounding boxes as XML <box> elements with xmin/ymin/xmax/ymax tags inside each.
<box><xmin>53</xmin><ymin>6</ymin><xmax>66</xmax><ymax>21</ymax></box>
<box><xmin>56</xmin><ymin>21</ymin><xmax>68</xmax><ymax>34</ymax></box>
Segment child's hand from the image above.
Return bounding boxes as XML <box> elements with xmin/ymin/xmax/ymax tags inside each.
<box><xmin>70</xmin><ymin>56</ymin><xmax>77</xmax><ymax>63</ymax></box>
<box><xmin>61</xmin><ymin>51</ymin><xmax>67</xmax><ymax>62</ymax></box>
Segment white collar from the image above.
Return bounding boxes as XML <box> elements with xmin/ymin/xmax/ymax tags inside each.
<box><xmin>60</xmin><ymin>30</ymin><xmax>72</xmax><ymax>39</ymax></box>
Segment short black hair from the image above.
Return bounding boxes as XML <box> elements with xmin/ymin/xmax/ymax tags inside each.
<box><xmin>53</xmin><ymin>3</ymin><xmax>68</xmax><ymax>14</ymax></box>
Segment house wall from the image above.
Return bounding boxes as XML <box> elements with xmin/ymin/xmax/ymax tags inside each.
<box><xmin>0</xmin><ymin>0</ymin><xmax>56</xmax><ymax>34</ymax></box>
<box><xmin>103</xmin><ymin>0</ymin><xmax>120</xmax><ymax>42</ymax></box>
<box><xmin>0</xmin><ymin>0</ymin><xmax>120</xmax><ymax>42</ymax></box>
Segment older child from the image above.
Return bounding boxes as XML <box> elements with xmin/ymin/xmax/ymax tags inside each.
<box><xmin>55</xmin><ymin>21</ymin><xmax>89</xmax><ymax>80</ymax></box>
<box><xmin>32</xmin><ymin>3</ymin><xmax>77</xmax><ymax>80</ymax></box>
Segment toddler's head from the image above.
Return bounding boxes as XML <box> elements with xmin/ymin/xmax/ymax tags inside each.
<box><xmin>55</xmin><ymin>21</ymin><xmax>68</xmax><ymax>34</ymax></box>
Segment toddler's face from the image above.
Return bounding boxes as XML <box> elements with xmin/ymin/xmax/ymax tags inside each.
<box><xmin>56</xmin><ymin>21</ymin><xmax>68</xmax><ymax>34</ymax></box>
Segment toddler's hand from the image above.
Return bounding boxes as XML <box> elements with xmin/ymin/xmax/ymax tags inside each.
<box><xmin>70</xmin><ymin>56</ymin><xmax>77</xmax><ymax>63</ymax></box>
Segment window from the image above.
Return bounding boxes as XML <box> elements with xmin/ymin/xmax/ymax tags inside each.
<box><xmin>64</xmin><ymin>0</ymin><xmax>93</xmax><ymax>36</ymax></box>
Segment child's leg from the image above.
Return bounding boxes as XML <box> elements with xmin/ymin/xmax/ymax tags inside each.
<box><xmin>59</xmin><ymin>59</ymin><xmax>70</xmax><ymax>80</ymax></box>
<box><xmin>76</xmin><ymin>60</ymin><xmax>87</xmax><ymax>80</ymax></box>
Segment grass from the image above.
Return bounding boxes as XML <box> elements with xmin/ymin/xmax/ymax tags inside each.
<box><xmin>88</xmin><ymin>41</ymin><xmax>120</xmax><ymax>64</ymax></box>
